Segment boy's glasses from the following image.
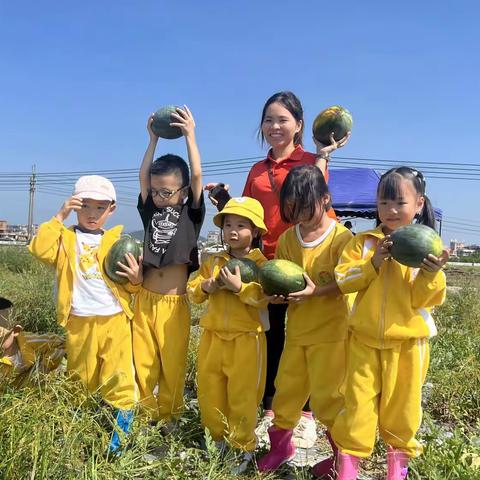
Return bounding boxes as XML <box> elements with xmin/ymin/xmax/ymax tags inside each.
<box><xmin>149</xmin><ymin>186</ymin><xmax>186</xmax><ymax>200</ymax></box>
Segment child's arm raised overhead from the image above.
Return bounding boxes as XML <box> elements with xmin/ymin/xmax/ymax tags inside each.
<box><xmin>139</xmin><ymin>115</ymin><xmax>158</xmax><ymax>204</ymax></box>
<box><xmin>170</xmin><ymin>106</ymin><xmax>203</xmax><ymax>208</ymax></box>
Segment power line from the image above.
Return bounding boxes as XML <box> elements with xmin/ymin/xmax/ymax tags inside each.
<box><xmin>3</xmin><ymin>152</ymin><xmax>480</xmax><ymax>174</ymax></box>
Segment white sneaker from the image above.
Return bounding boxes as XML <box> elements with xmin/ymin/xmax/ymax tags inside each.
<box><xmin>292</xmin><ymin>415</ymin><xmax>317</xmax><ymax>449</ymax></box>
<box><xmin>230</xmin><ymin>451</ymin><xmax>254</xmax><ymax>476</ymax></box>
<box><xmin>254</xmin><ymin>411</ymin><xmax>274</xmax><ymax>448</ymax></box>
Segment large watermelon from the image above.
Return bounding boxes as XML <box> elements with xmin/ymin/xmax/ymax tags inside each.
<box><xmin>259</xmin><ymin>259</ymin><xmax>306</xmax><ymax>296</ymax></box>
<box><xmin>390</xmin><ymin>224</ymin><xmax>443</xmax><ymax>268</ymax></box>
<box><xmin>312</xmin><ymin>105</ymin><xmax>353</xmax><ymax>145</ymax></box>
<box><xmin>151</xmin><ymin>106</ymin><xmax>183</xmax><ymax>139</ymax></box>
<box><xmin>104</xmin><ymin>236</ymin><xmax>143</xmax><ymax>284</ymax></box>
<box><xmin>217</xmin><ymin>257</ymin><xmax>259</xmax><ymax>286</ymax></box>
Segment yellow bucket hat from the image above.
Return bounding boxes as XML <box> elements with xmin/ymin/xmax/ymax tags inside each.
<box><xmin>213</xmin><ymin>197</ymin><xmax>267</xmax><ymax>236</ymax></box>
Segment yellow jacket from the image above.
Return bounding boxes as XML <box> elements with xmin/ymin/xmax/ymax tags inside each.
<box><xmin>276</xmin><ymin>222</ymin><xmax>353</xmax><ymax>345</ymax></box>
<box><xmin>335</xmin><ymin>226</ymin><xmax>446</xmax><ymax>348</ymax></box>
<box><xmin>28</xmin><ymin>217</ymin><xmax>139</xmax><ymax>327</ymax></box>
<box><xmin>187</xmin><ymin>248</ymin><xmax>269</xmax><ymax>334</ymax></box>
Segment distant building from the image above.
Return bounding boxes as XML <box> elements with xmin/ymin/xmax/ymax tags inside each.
<box><xmin>0</xmin><ymin>222</ymin><xmax>37</xmax><ymax>243</ymax></box>
<box><xmin>206</xmin><ymin>230</ymin><xmax>221</xmax><ymax>246</ymax></box>
<box><xmin>449</xmin><ymin>239</ymin><xmax>465</xmax><ymax>256</ymax></box>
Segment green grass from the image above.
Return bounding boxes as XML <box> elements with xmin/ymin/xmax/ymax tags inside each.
<box><xmin>1</xmin><ymin>246</ymin><xmax>480</xmax><ymax>479</ymax></box>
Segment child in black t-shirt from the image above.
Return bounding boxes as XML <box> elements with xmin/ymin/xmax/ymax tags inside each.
<box><xmin>135</xmin><ymin>106</ymin><xmax>205</xmax><ymax>421</ymax></box>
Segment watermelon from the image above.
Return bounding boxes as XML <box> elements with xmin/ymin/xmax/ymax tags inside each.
<box><xmin>104</xmin><ymin>236</ymin><xmax>143</xmax><ymax>284</ymax></box>
<box><xmin>390</xmin><ymin>224</ymin><xmax>443</xmax><ymax>268</ymax></box>
<box><xmin>217</xmin><ymin>257</ymin><xmax>259</xmax><ymax>286</ymax></box>
<box><xmin>312</xmin><ymin>105</ymin><xmax>353</xmax><ymax>145</ymax></box>
<box><xmin>259</xmin><ymin>259</ymin><xmax>306</xmax><ymax>296</ymax></box>
<box><xmin>151</xmin><ymin>105</ymin><xmax>183</xmax><ymax>139</ymax></box>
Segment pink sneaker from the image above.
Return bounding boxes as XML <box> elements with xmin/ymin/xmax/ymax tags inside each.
<box><xmin>312</xmin><ymin>431</ymin><xmax>337</xmax><ymax>478</ymax></box>
<box><xmin>386</xmin><ymin>446</ymin><xmax>409</xmax><ymax>480</ymax></box>
<box><xmin>257</xmin><ymin>427</ymin><xmax>296</xmax><ymax>472</ymax></box>
<box><xmin>336</xmin><ymin>452</ymin><xmax>360</xmax><ymax>480</ymax></box>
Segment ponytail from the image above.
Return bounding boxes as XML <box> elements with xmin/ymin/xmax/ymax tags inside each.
<box><xmin>416</xmin><ymin>195</ymin><xmax>436</xmax><ymax>230</ymax></box>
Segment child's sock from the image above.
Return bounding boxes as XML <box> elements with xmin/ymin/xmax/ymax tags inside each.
<box><xmin>301</xmin><ymin>411</ymin><xmax>313</xmax><ymax>420</ymax></box>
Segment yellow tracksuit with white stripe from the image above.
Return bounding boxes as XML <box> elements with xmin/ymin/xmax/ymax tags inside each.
<box><xmin>272</xmin><ymin>221</ymin><xmax>353</xmax><ymax>431</ymax></box>
<box><xmin>187</xmin><ymin>248</ymin><xmax>268</xmax><ymax>451</ymax></box>
<box><xmin>0</xmin><ymin>331</ymin><xmax>65</xmax><ymax>386</ymax></box>
<box><xmin>28</xmin><ymin>217</ymin><xmax>138</xmax><ymax>409</ymax></box>
<box><xmin>331</xmin><ymin>226</ymin><xmax>446</xmax><ymax>458</ymax></box>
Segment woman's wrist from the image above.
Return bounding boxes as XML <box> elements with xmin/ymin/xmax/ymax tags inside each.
<box><xmin>315</xmin><ymin>152</ymin><xmax>330</xmax><ymax>161</ymax></box>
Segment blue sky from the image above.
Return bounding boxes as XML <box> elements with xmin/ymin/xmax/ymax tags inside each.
<box><xmin>1</xmin><ymin>1</ymin><xmax>479</xmax><ymax>243</ymax></box>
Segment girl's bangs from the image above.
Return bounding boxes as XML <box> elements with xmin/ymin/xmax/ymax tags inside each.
<box><xmin>377</xmin><ymin>173</ymin><xmax>403</xmax><ymax>200</ymax></box>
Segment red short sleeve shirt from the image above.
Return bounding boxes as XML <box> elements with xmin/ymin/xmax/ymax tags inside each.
<box><xmin>243</xmin><ymin>145</ymin><xmax>336</xmax><ymax>259</ymax></box>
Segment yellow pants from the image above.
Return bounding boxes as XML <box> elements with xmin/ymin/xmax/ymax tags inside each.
<box><xmin>67</xmin><ymin>312</ymin><xmax>136</xmax><ymax>409</ymax></box>
<box><xmin>197</xmin><ymin>329</ymin><xmax>266</xmax><ymax>451</ymax></box>
<box><xmin>133</xmin><ymin>288</ymin><xmax>190</xmax><ymax>420</ymax></box>
<box><xmin>273</xmin><ymin>340</ymin><xmax>346</xmax><ymax>431</ymax></box>
<box><xmin>331</xmin><ymin>335</ymin><xmax>430</xmax><ymax>458</ymax></box>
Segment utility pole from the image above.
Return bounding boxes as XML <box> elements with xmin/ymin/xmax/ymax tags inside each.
<box><xmin>27</xmin><ymin>164</ymin><xmax>36</xmax><ymax>242</ymax></box>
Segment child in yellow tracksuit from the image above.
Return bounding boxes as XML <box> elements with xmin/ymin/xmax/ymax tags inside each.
<box><xmin>258</xmin><ymin>165</ymin><xmax>353</xmax><ymax>476</ymax></box>
<box><xmin>0</xmin><ymin>297</ymin><xmax>65</xmax><ymax>386</ymax></box>
<box><xmin>187</xmin><ymin>197</ymin><xmax>268</xmax><ymax>473</ymax></box>
<box><xmin>28</xmin><ymin>175</ymin><xmax>142</xmax><ymax>454</ymax></box>
<box><xmin>331</xmin><ymin>167</ymin><xmax>449</xmax><ymax>480</ymax></box>
<box><xmin>135</xmin><ymin>107</ymin><xmax>204</xmax><ymax>421</ymax></box>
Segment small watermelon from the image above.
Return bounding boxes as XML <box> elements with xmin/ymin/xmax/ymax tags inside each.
<box><xmin>104</xmin><ymin>236</ymin><xmax>143</xmax><ymax>284</ymax></box>
<box><xmin>390</xmin><ymin>224</ymin><xmax>443</xmax><ymax>268</ymax></box>
<box><xmin>259</xmin><ymin>259</ymin><xmax>306</xmax><ymax>296</ymax></box>
<box><xmin>312</xmin><ymin>105</ymin><xmax>353</xmax><ymax>145</ymax></box>
<box><xmin>217</xmin><ymin>257</ymin><xmax>259</xmax><ymax>286</ymax></box>
<box><xmin>151</xmin><ymin>105</ymin><xmax>183</xmax><ymax>139</ymax></box>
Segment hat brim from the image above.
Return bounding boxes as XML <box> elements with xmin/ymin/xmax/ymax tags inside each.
<box><xmin>73</xmin><ymin>192</ymin><xmax>115</xmax><ymax>202</ymax></box>
<box><xmin>213</xmin><ymin>210</ymin><xmax>267</xmax><ymax>236</ymax></box>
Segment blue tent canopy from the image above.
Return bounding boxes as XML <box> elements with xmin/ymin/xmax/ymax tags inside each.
<box><xmin>329</xmin><ymin>168</ymin><xmax>442</xmax><ymax>221</ymax></box>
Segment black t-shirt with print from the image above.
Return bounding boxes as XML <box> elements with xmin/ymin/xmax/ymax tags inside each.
<box><xmin>137</xmin><ymin>188</ymin><xmax>205</xmax><ymax>273</ymax></box>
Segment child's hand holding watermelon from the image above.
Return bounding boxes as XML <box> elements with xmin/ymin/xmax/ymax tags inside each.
<box><xmin>286</xmin><ymin>273</ymin><xmax>317</xmax><ymax>303</ymax></box>
<box><xmin>115</xmin><ymin>252</ymin><xmax>143</xmax><ymax>286</ymax></box>
<box><xmin>217</xmin><ymin>265</ymin><xmax>242</xmax><ymax>293</ymax></box>
<box><xmin>201</xmin><ymin>277</ymin><xmax>219</xmax><ymax>294</ymax></box>
<box><xmin>264</xmin><ymin>294</ymin><xmax>288</xmax><ymax>304</ymax></box>
<box><xmin>421</xmin><ymin>250</ymin><xmax>449</xmax><ymax>273</ymax></box>
<box><xmin>146</xmin><ymin>114</ymin><xmax>159</xmax><ymax>141</ymax></box>
<box><xmin>169</xmin><ymin>105</ymin><xmax>196</xmax><ymax>140</ymax></box>
<box><xmin>371</xmin><ymin>236</ymin><xmax>393</xmax><ymax>271</ymax></box>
